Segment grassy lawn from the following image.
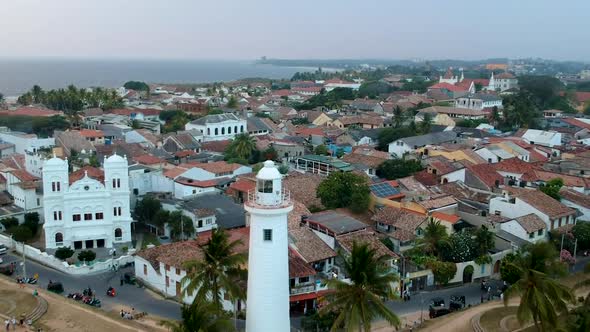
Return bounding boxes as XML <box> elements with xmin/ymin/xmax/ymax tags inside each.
<box><xmin>479</xmin><ymin>306</ymin><xmax>519</xmax><ymax>332</ymax></box>
<box><xmin>142</xmin><ymin>232</ymin><xmax>161</xmax><ymax>249</ymax></box>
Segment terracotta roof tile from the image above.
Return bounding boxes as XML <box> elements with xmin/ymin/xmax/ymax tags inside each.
<box><xmin>418</xmin><ymin>195</ymin><xmax>457</xmax><ymax>210</ymax></box>
<box><xmin>559</xmin><ymin>188</ymin><xmax>590</xmax><ymax>209</ymax></box>
<box><xmin>506</xmin><ymin>187</ymin><xmax>576</xmax><ymax>219</ymax></box>
<box><xmin>283</xmin><ymin>172</ymin><xmax>324</xmax><ymax>209</ymax></box>
<box><xmin>289</xmin><ymin>249</ymin><xmax>318</xmax><ymax>278</ymax></box>
<box><xmin>69</xmin><ymin>166</ymin><xmax>104</xmax><ymax>183</ymax></box>
<box><xmin>431</xmin><ymin>211</ymin><xmax>461</xmax><ymax>224</ymax></box>
<box><xmin>9</xmin><ymin>169</ymin><xmax>38</xmax><ymax>182</ymax></box>
<box><xmin>337</xmin><ymin>230</ymin><xmax>399</xmax><ymax>259</ymax></box>
<box><xmin>514</xmin><ymin>214</ymin><xmax>546</xmax><ymax>232</ymax></box>
<box><xmin>372</xmin><ymin>206</ymin><xmax>426</xmax><ymax>230</ymax></box>
<box><xmin>289</xmin><ymin>226</ymin><xmax>336</xmax><ymax>263</ymax></box>
<box><xmin>133</xmin><ymin>154</ymin><xmax>164</xmax><ymax>165</ymax></box>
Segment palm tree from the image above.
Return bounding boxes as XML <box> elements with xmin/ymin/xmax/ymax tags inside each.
<box><xmin>181</xmin><ymin>228</ymin><xmax>247</xmax><ymax>310</ymax></box>
<box><xmin>416</xmin><ymin>220</ymin><xmax>449</xmax><ymax>259</ymax></box>
<box><xmin>320</xmin><ymin>242</ymin><xmax>400</xmax><ymax>332</ymax></box>
<box><xmin>392</xmin><ymin>105</ymin><xmax>404</xmax><ymax>128</ymax></box>
<box><xmin>503</xmin><ymin>242</ymin><xmax>575</xmax><ymax>331</ymax></box>
<box><xmin>566</xmin><ymin>278</ymin><xmax>590</xmax><ymax>332</ymax></box>
<box><xmin>159</xmin><ymin>298</ymin><xmax>235</xmax><ymax>332</ymax></box>
<box><xmin>228</xmin><ymin>133</ymin><xmax>256</xmax><ymax>160</ymax></box>
<box><xmin>420</xmin><ymin>112</ymin><xmax>432</xmax><ymax>134</ymax></box>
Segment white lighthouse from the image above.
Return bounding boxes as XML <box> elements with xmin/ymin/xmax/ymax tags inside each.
<box><xmin>244</xmin><ymin>160</ymin><xmax>293</xmax><ymax>332</ymax></box>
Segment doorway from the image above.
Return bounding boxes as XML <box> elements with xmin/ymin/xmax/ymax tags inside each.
<box><xmin>96</xmin><ymin>239</ymin><xmax>105</xmax><ymax>248</ymax></box>
<box><xmin>463</xmin><ymin>265</ymin><xmax>474</xmax><ymax>283</ymax></box>
<box><xmin>85</xmin><ymin>240</ymin><xmax>94</xmax><ymax>249</ymax></box>
<box><xmin>74</xmin><ymin>241</ymin><xmax>83</xmax><ymax>250</ymax></box>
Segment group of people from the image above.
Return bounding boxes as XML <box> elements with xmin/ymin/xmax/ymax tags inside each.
<box><xmin>3</xmin><ymin>316</ymin><xmax>35</xmax><ymax>331</ymax></box>
<box><xmin>120</xmin><ymin>308</ymin><xmax>135</xmax><ymax>320</ymax></box>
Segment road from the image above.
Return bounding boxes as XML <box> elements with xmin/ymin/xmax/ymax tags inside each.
<box><xmin>2</xmin><ymin>252</ymin><xmax>589</xmax><ymax>329</ymax></box>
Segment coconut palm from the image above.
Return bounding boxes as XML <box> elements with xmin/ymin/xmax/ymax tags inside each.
<box><xmin>181</xmin><ymin>228</ymin><xmax>247</xmax><ymax>310</ymax></box>
<box><xmin>392</xmin><ymin>105</ymin><xmax>404</xmax><ymax>128</ymax></box>
<box><xmin>503</xmin><ymin>242</ymin><xmax>575</xmax><ymax>331</ymax></box>
<box><xmin>159</xmin><ymin>298</ymin><xmax>235</xmax><ymax>332</ymax></box>
<box><xmin>416</xmin><ymin>220</ymin><xmax>449</xmax><ymax>259</ymax></box>
<box><xmin>228</xmin><ymin>133</ymin><xmax>256</xmax><ymax>160</ymax></box>
<box><xmin>321</xmin><ymin>242</ymin><xmax>400</xmax><ymax>332</ymax></box>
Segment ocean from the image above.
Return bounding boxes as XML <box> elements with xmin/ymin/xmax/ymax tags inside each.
<box><xmin>0</xmin><ymin>58</ymin><xmax>314</xmax><ymax>96</ymax></box>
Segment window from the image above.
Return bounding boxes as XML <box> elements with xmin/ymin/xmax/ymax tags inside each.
<box><xmin>95</xmin><ymin>212</ymin><xmax>103</xmax><ymax>220</ymax></box>
<box><xmin>143</xmin><ymin>264</ymin><xmax>148</xmax><ymax>275</ymax></box>
<box><xmin>214</xmin><ymin>128</ymin><xmax>218</xmax><ymax>135</ymax></box>
<box><xmin>234</xmin><ymin>126</ymin><xmax>238</xmax><ymax>133</ymax></box>
<box><xmin>53</xmin><ymin>211</ymin><xmax>63</xmax><ymax>221</ymax></box>
<box><xmin>263</xmin><ymin>229</ymin><xmax>272</xmax><ymax>241</ymax></box>
<box><xmin>73</xmin><ymin>214</ymin><xmax>81</xmax><ymax>221</ymax></box>
<box><xmin>113</xmin><ymin>207</ymin><xmax>122</xmax><ymax>217</ymax></box>
<box><xmin>51</xmin><ymin>181</ymin><xmax>61</xmax><ymax>192</ymax></box>
<box><xmin>537</xmin><ymin>229</ymin><xmax>543</xmax><ymax>236</ymax></box>
<box><xmin>84</xmin><ymin>213</ymin><xmax>92</xmax><ymax>221</ymax></box>
<box><xmin>55</xmin><ymin>233</ymin><xmax>63</xmax><ymax>245</ymax></box>
<box><xmin>257</xmin><ymin>180</ymin><xmax>273</xmax><ymax>193</ymax></box>
<box><xmin>221</xmin><ymin>127</ymin><xmax>225</xmax><ymax>135</ymax></box>
<box><xmin>37</xmin><ymin>198</ymin><xmax>40</xmax><ymax>206</ymax></box>
<box><xmin>166</xmin><ymin>264</ymin><xmax>170</xmax><ymax>271</ymax></box>
<box><xmin>165</xmin><ymin>276</ymin><xmax>169</xmax><ymax>287</ymax></box>
<box><xmin>299</xmin><ymin>276</ymin><xmax>309</xmax><ymax>283</ymax></box>
<box><xmin>206</xmin><ymin>218</ymin><xmax>213</xmax><ymax>225</ymax></box>
<box><xmin>176</xmin><ymin>268</ymin><xmax>180</xmax><ymax>276</ymax></box>
<box><xmin>114</xmin><ymin>228</ymin><xmax>122</xmax><ymax>240</ymax></box>
<box><xmin>112</xmin><ymin>178</ymin><xmax>121</xmax><ymax>188</ymax></box>
<box><xmin>240</xmin><ymin>125</ymin><xmax>244</xmax><ymax>132</ymax></box>
<box><xmin>198</xmin><ymin>219</ymin><xmax>203</xmax><ymax>228</ymax></box>
<box><xmin>528</xmin><ymin>232</ymin><xmax>534</xmax><ymax>239</ymax></box>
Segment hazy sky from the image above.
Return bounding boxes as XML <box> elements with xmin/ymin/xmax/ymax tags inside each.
<box><xmin>1</xmin><ymin>0</ymin><xmax>589</xmax><ymax>61</ymax></box>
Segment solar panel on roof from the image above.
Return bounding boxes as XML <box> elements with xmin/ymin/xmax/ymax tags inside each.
<box><xmin>370</xmin><ymin>182</ymin><xmax>400</xmax><ymax>198</ymax></box>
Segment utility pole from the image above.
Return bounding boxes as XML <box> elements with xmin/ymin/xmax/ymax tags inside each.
<box><xmin>22</xmin><ymin>241</ymin><xmax>27</xmax><ymax>279</ymax></box>
<box><xmin>560</xmin><ymin>232</ymin><xmax>565</xmax><ymax>261</ymax></box>
<box><xmin>180</xmin><ymin>211</ymin><xmax>184</xmax><ymax>241</ymax></box>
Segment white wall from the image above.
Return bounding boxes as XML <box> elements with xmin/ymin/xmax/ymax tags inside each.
<box><xmin>500</xmin><ymin>220</ymin><xmax>545</xmax><ymax>243</ymax></box>
<box><xmin>475</xmin><ymin>148</ymin><xmax>499</xmax><ymax>163</ymax></box>
<box><xmin>561</xmin><ymin>199</ymin><xmax>590</xmax><ymax>221</ymax></box>
<box><xmin>0</xmin><ymin>132</ymin><xmax>54</xmax><ymax>154</ymax></box>
<box><xmin>388</xmin><ymin>141</ymin><xmax>412</xmax><ymax>157</ymax></box>
<box><xmin>185</xmin><ymin>119</ymin><xmax>247</xmax><ymax>142</ymax></box>
<box><xmin>441</xmin><ymin>168</ymin><xmax>465</xmax><ymax>184</ymax></box>
<box><xmin>312</xmin><ymin>229</ymin><xmax>336</xmax><ymax>249</ymax></box>
<box><xmin>173</xmin><ymin>182</ymin><xmax>218</xmax><ymax>199</ymax></box>
<box><xmin>448</xmin><ymin>251</ymin><xmax>509</xmax><ymax>284</ymax></box>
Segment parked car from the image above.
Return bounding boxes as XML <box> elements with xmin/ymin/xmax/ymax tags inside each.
<box><xmin>430</xmin><ymin>297</ymin><xmax>445</xmax><ymax>308</ymax></box>
<box><xmin>47</xmin><ymin>281</ymin><xmax>64</xmax><ymax>294</ymax></box>
<box><xmin>429</xmin><ymin>306</ymin><xmax>451</xmax><ymax>319</ymax></box>
<box><xmin>0</xmin><ymin>244</ymin><xmax>8</xmax><ymax>255</ymax></box>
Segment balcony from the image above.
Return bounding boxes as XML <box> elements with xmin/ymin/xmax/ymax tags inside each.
<box><xmin>246</xmin><ymin>189</ymin><xmax>291</xmax><ymax>209</ymax></box>
<box><xmin>290</xmin><ymin>284</ymin><xmax>315</xmax><ymax>295</ymax></box>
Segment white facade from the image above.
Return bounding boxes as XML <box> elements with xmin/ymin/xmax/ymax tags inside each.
<box><xmin>42</xmin><ymin>154</ymin><xmax>133</xmax><ymax>249</ymax></box>
<box><xmin>455</xmin><ymin>96</ymin><xmax>502</xmax><ymax>111</ymax></box>
<box><xmin>1</xmin><ymin>171</ymin><xmax>42</xmax><ymax>213</ymax></box>
<box><xmin>499</xmin><ymin>220</ymin><xmax>545</xmax><ymax>243</ymax></box>
<box><xmin>0</xmin><ymin>129</ymin><xmax>54</xmax><ymax>154</ymax></box>
<box><xmin>489</xmin><ymin>195</ymin><xmax>575</xmax><ymax>231</ymax></box>
<box><xmin>185</xmin><ymin>114</ymin><xmax>247</xmax><ymax>142</ymax></box>
<box><xmin>522</xmin><ymin>129</ymin><xmax>562</xmax><ymax>148</ymax></box>
<box><xmin>388</xmin><ymin>140</ymin><xmax>412</xmax><ymax>157</ymax></box>
<box><xmin>441</xmin><ymin>168</ymin><xmax>466</xmax><ymax>184</ymax></box>
<box><xmin>561</xmin><ymin>199</ymin><xmax>590</xmax><ymax>222</ymax></box>
<box><xmin>244</xmin><ymin>161</ymin><xmax>293</xmax><ymax>332</ymax></box>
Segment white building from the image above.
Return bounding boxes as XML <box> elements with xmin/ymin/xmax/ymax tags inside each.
<box><xmin>244</xmin><ymin>161</ymin><xmax>293</xmax><ymax>332</ymax></box>
<box><xmin>499</xmin><ymin>214</ymin><xmax>547</xmax><ymax>243</ymax></box>
<box><xmin>185</xmin><ymin>114</ymin><xmax>247</xmax><ymax>142</ymax></box>
<box><xmin>489</xmin><ymin>72</ymin><xmax>518</xmax><ymax>91</ymax></box>
<box><xmin>0</xmin><ymin>128</ymin><xmax>54</xmax><ymax>154</ymax></box>
<box><xmin>455</xmin><ymin>93</ymin><xmax>503</xmax><ymax>111</ymax></box>
<box><xmin>42</xmin><ymin>154</ymin><xmax>133</xmax><ymax>249</ymax></box>
<box><xmin>521</xmin><ymin>129</ymin><xmax>562</xmax><ymax>148</ymax></box>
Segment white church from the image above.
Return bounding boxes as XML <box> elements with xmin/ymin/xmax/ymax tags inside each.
<box><xmin>42</xmin><ymin>154</ymin><xmax>133</xmax><ymax>250</ymax></box>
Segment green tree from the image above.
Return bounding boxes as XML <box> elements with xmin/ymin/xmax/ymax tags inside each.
<box><xmin>226</xmin><ymin>96</ymin><xmax>238</xmax><ymax>109</ymax></box>
<box><xmin>314</xmin><ymin>144</ymin><xmax>328</xmax><ymax>155</ymax></box>
<box><xmin>225</xmin><ymin>133</ymin><xmax>257</xmax><ymax>161</ymax></box>
<box><xmin>503</xmin><ymin>242</ymin><xmax>573</xmax><ymax>331</ymax></box>
<box><xmin>159</xmin><ymin>299</ymin><xmax>235</xmax><ymax>332</ymax></box>
<box><xmin>0</xmin><ymin>217</ymin><xmax>19</xmax><ymax>230</ymax></box>
<box><xmin>123</xmin><ymin>81</ymin><xmax>150</xmax><ymax>92</ymax></box>
<box><xmin>475</xmin><ymin>226</ymin><xmax>495</xmax><ymax>257</ymax></box>
<box><xmin>501</xmin><ymin>92</ymin><xmax>540</xmax><ymax>130</ymax></box>
<box><xmin>317</xmin><ymin>172</ymin><xmax>370</xmax><ymax>213</ymax></box>
<box><xmin>358</xmin><ymin>81</ymin><xmax>393</xmax><ymax>98</ymax></box>
<box><xmin>426</xmin><ymin>259</ymin><xmax>457</xmax><ymax>287</ymax></box>
<box><xmin>134</xmin><ymin>196</ymin><xmax>162</xmax><ymax>224</ymax></box>
<box><xmin>278</xmin><ymin>164</ymin><xmax>289</xmax><ymax>175</ymax></box>
<box><xmin>24</xmin><ymin>212</ymin><xmax>40</xmax><ymax>236</ymax></box>
<box><xmin>182</xmin><ymin>228</ymin><xmax>247</xmax><ymax>310</ymax></box>
<box><xmin>168</xmin><ymin>211</ymin><xmax>195</xmax><ymax>241</ymax></box>
<box><xmin>415</xmin><ymin>220</ymin><xmax>449</xmax><ymax>259</ymax></box>
<box><xmin>392</xmin><ymin>106</ymin><xmax>404</xmax><ymax>128</ymax></box>
<box><xmin>0</xmin><ymin>92</ymin><xmax>4</xmax><ymax>104</ymax></box>
<box><xmin>376</xmin><ymin>126</ymin><xmax>416</xmax><ymax>151</ymax></box>
<box><xmin>321</xmin><ymin>242</ymin><xmax>400</xmax><ymax>332</ymax></box>
<box><xmin>54</xmin><ymin>247</ymin><xmax>75</xmax><ymax>260</ymax></box>
<box><xmin>376</xmin><ymin>158</ymin><xmax>423</xmax><ymax>180</ymax></box>
<box><xmin>572</xmin><ymin>222</ymin><xmax>590</xmax><ymax>251</ymax></box>
<box><xmin>77</xmin><ymin>250</ymin><xmax>96</xmax><ymax>262</ymax></box>
<box><xmin>443</xmin><ymin>231</ymin><xmax>479</xmax><ymax>263</ymax></box>
<box><xmin>539</xmin><ymin>178</ymin><xmax>564</xmax><ymax>200</ymax></box>
<box><xmin>420</xmin><ymin>113</ymin><xmax>432</xmax><ymax>134</ymax></box>
<box><xmin>9</xmin><ymin>225</ymin><xmax>33</xmax><ymax>243</ymax></box>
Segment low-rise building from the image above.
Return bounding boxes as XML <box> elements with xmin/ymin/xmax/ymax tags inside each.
<box><xmin>185</xmin><ymin>114</ymin><xmax>247</xmax><ymax>142</ymax></box>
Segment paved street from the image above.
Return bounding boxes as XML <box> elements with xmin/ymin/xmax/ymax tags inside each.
<box><xmin>2</xmin><ymin>253</ymin><xmax>182</xmax><ymax>320</ymax></box>
<box><xmin>2</xmin><ymin>252</ymin><xmax>589</xmax><ymax>329</ymax></box>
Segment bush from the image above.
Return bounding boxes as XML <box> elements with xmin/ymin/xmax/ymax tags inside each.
<box><xmin>54</xmin><ymin>247</ymin><xmax>74</xmax><ymax>260</ymax></box>
<box><xmin>427</xmin><ymin>260</ymin><xmax>457</xmax><ymax>286</ymax></box>
<box><xmin>9</xmin><ymin>225</ymin><xmax>33</xmax><ymax>243</ymax></box>
<box><xmin>77</xmin><ymin>250</ymin><xmax>96</xmax><ymax>262</ymax></box>
<box><xmin>24</xmin><ymin>212</ymin><xmax>40</xmax><ymax>236</ymax></box>
<box><xmin>278</xmin><ymin>164</ymin><xmax>289</xmax><ymax>174</ymax></box>
<box><xmin>0</xmin><ymin>217</ymin><xmax>19</xmax><ymax>231</ymax></box>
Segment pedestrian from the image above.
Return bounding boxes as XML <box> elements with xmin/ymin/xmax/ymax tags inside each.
<box><xmin>120</xmin><ymin>309</ymin><xmax>125</xmax><ymax>318</ymax></box>
<box><xmin>4</xmin><ymin>319</ymin><xmax>9</xmax><ymax>332</ymax></box>
<box><xmin>480</xmin><ymin>293</ymin><xmax>484</xmax><ymax>303</ymax></box>
<box><xmin>10</xmin><ymin>317</ymin><xmax>15</xmax><ymax>331</ymax></box>
<box><xmin>120</xmin><ymin>275</ymin><xmax>124</xmax><ymax>286</ymax></box>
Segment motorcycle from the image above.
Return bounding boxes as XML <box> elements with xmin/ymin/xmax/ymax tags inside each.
<box><xmin>106</xmin><ymin>287</ymin><xmax>116</xmax><ymax>297</ymax></box>
<box><xmin>16</xmin><ymin>277</ymin><xmax>38</xmax><ymax>284</ymax></box>
<box><xmin>83</xmin><ymin>287</ymin><xmax>94</xmax><ymax>297</ymax></box>
<box><xmin>67</xmin><ymin>293</ymin><xmax>84</xmax><ymax>301</ymax></box>
<box><xmin>82</xmin><ymin>296</ymin><xmax>101</xmax><ymax>308</ymax></box>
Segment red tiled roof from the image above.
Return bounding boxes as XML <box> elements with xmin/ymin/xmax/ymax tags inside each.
<box><xmin>185</xmin><ymin>161</ymin><xmax>242</xmax><ymax>174</ymax></box>
<box><xmin>9</xmin><ymin>169</ymin><xmax>38</xmax><ymax>182</ymax></box>
<box><xmin>493</xmin><ymin>158</ymin><xmax>535</xmax><ymax>174</ymax></box>
<box><xmin>431</xmin><ymin>211</ymin><xmax>461</xmax><ymax>224</ymax></box>
<box><xmin>69</xmin><ymin>166</ymin><xmax>104</xmax><ymax>183</ymax></box>
<box><xmin>290</xmin><ymin>290</ymin><xmax>331</xmax><ymax>302</ymax></box>
<box><xmin>467</xmin><ymin>163</ymin><xmax>504</xmax><ymax>187</ymax></box>
<box><xmin>428</xmin><ymin>82</ymin><xmax>466</xmax><ymax>92</ymax></box>
<box><xmin>78</xmin><ymin>129</ymin><xmax>104</xmax><ymax>138</ymax></box>
<box><xmin>201</xmin><ymin>140</ymin><xmax>231</xmax><ymax>153</ymax></box>
<box><xmin>413</xmin><ymin>170</ymin><xmax>439</xmax><ymax>186</ymax></box>
<box><xmin>133</xmin><ymin>154</ymin><xmax>163</xmax><ymax>165</ymax></box>
<box><xmin>163</xmin><ymin>166</ymin><xmax>188</xmax><ymax>179</ymax></box>
<box><xmin>174</xmin><ymin>150</ymin><xmax>196</xmax><ymax>158</ymax></box>
<box><xmin>562</xmin><ymin>118</ymin><xmax>590</xmax><ymax>131</ymax></box>
<box><xmin>506</xmin><ymin>187</ymin><xmax>576</xmax><ymax>219</ymax></box>
<box><xmin>174</xmin><ymin>177</ymin><xmax>225</xmax><ymax>188</ymax></box>
<box><xmin>110</xmin><ymin>108</ymin><xmax>161</xmax><ymax>116</ymax></box>
<box><xmin>289</xmin><ymin>249</ymin><xmax>317</xmax><ymax>278</ymax></box>
<box><xmin>228</xmin><ymin>178</ymin><xmax>256</xmax><ymax>193</ymax></box>
<box><xmin>294</xmin><ymin>127</ymin><xmax>325</xmax><ymax>137</ymax></box>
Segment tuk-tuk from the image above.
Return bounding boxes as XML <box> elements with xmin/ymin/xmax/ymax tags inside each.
<box><xmin>124</xmin><ymin>272</ymin><xmax>136</xmax><ymax>285</ymax></box>
<box><xmin>449</xmin><ymin>295</ymin><xmax>466</xmax><ymax>311</ymax></box>
<box><xmin>429</xmin><ymin>306</ymin><xmax>451</xmax><ymax>319</ymax></box>
<box><xmin>0</xmin><ymin>264</ymin><xmax>14</xmax><ymax>276</ymax></box>
<box><xmin>47</xmin><ymin>281</ymin><xmax>64</xmax><ymax>294</ymax></box>
<box><xmin>430</xmin><ymin>297</ymin><xmax>445</xmax><ymax>308</ymax></box>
